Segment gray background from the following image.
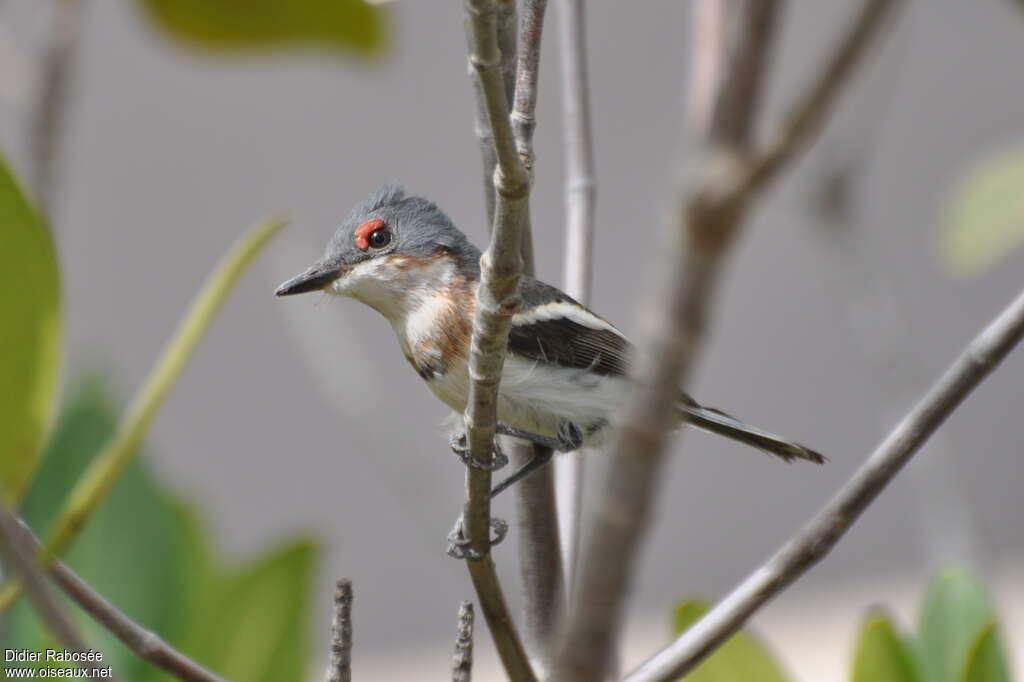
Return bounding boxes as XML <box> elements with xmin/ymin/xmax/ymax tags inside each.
<box><xmin>5</xmin><ymin>0</ymin><xmax>1023</xmax><ymax>675</ymax></box>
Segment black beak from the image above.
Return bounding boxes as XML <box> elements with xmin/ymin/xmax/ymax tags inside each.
<box><xmin>275</xmin><ymin>264</ymin><xmax>343</xmax><ymax>296</ymax></box>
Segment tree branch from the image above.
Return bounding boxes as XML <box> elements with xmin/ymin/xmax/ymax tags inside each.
<box><xmin>550</xmin><ymin>3</ymin><xmax>781</xmax><ymax>679</ymax></box>
<box><xmin>554</xmin><ymin>0</ymin><xmax>596</xmax><ymax>588</ymax></box>
<box><xmin>452</xmin><ymin>600</ymin><xmax>475</xmax><ymax>682</ymax></box>
<box><xmin>624</xmin><ymin>283</ymin><xmax>1024</xmax><ymax>681</ymax></box>
<box><xmin>30</xmin><ymin>0</ymin><xmax>85</xmax><ymax>216</ymax></box>
<box><xmin>326</xmin><ymin>579</ymin><xmax>353</xmax><ymax>682</ymax></box>
<box><xmin>502</xmin><ymin>0</ymin><xmax>565</xmax><ymax>669</ymax></box>
<box><xmin>5</xmin><ymin>515</ymin><xmax>220</xmax><ymax>682</ymax></box>
<box><xmin>0</xmin><ymin>508</ymin><xmax>111</xmax><ymax>679</ymax></box>
<box><xmin>461</xmin><ymin>2</ymin><xmax>536</xmax><ymax>680</ymax></box>
<box><xmin>736</xmin><ymin>0</ymin><xmax>903</xmax><ymax>199</ymax></box>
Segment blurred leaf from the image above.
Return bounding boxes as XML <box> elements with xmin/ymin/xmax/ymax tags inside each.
<box><xmin>133</xmin><ymin>0</ymin><xmax>385</xmax><ymax>56</ymax></box>
<box><xmin>851</xmin><ymin>611</ymin><xmax>921</xmax><ymax>682</ymax></box>
<box><xmin>942</xmin><ymin>145</ymin><xmax>1024</xmax><ymax>276</ymax></box>
<box><xmin>916</xmin><ymin>567</ymin><xmax>997</xmax><ymax>682</ymax></box>
<box><xmin>959</xmin><ymin>622</ymin><xmax>1010</xmax><ymax>682</ymax></box>
<box><xmin>672</xmin><ymin>600</ymin><xmax>790</xmax><ymax>682</ymax></box>
<box><xmin>0</xmin><ymin>153</ymin><xmax>61</xmax><ymax>501</ymax></box>
<box><xmin>4</xmin><ymin>374</ymin><xmax>319</xmax><ymax>682</ymax></box>
<box><xmin>178</xmin><ymin>540</ymin><xmax>318</xmax><ymax>682</ymax></box>
<box><xmin>6</xmin><ymin>376</ymin><xmax>191</xmax><ymax>679</ymax></box>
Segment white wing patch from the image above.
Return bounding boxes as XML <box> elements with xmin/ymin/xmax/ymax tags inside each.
<box><xmin>511</xmin><ymin>300</ymin><xmax>623</xmax><ymax>336</ymax></box>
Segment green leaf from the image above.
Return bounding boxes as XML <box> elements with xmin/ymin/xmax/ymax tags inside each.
<box><xmin>133</xmin><ymin>0</ymin><xmax>385</xmax><ymax>56</ymax></box>
<box><xmin>851</xmin><ymin>611</ymin><xmax>921</xmax><ymax>682</ymax></box>
<box><xmin>5</xmin><ymin>375</ymin><xmax>189</xmax><ymax>680</ymax></box>
<box><xmin>916</xmin><ymin>567</ymin><xmax>997</xmax><ymax>682</ymax></box>
<box><xmin>0</xmin><ymin>153</ymin><xmax>61</xmax><ymax>501</ymax></box>
<box><xmin>942</xmin><ymin>145</ymin><xmax>1024</xmax><ymax>276</ymax></box>
<box><xmin>181</xmin><ymin>540</ymin><xmax>318</xmax><ymax>682</ymax></box>
<box><xmin>959</xmin><ymin>622</ymin><xmax>1010</xmax><ymax>682</ymax></box>
<box><xmin>4</xmin><ymin>374</ymin><xmax>320</xmax><ymax>682</ymax></box>
<box><xmin>672</xmin><ymin>600</ymin><xmax>790</xmax><ymax>682</ymax></box>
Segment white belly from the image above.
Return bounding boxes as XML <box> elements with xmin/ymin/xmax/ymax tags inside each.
<box><xmin>424</xmin><ymin>353</ymin><xmax>627</xmax><ymax>447</ymax></box>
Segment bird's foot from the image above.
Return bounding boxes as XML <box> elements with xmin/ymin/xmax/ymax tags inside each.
<box><xmin>446</xmin><ymin>514</ymin><xmax>509</xmax><ymax>559</ymax></box>
<box><xmin>495</xmin><ymin>421</ymin><xmax>584</xmax><ymax>453</ymax></box>
<box><xmin>450</xmin><ymin>431</ymin><xmax>509</xmax><ymax>471</ymax></box>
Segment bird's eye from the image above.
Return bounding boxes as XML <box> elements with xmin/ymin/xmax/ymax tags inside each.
<box><xmin>368</xmin><ymin>227</ymin><xmax>391</xmax><ymax>249</ymax></box>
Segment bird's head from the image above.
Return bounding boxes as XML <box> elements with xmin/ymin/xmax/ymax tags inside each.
<box><xmin>275</xmin><ymin>184</ymin><xmax>480</xmax><ymax>317</ymax></box>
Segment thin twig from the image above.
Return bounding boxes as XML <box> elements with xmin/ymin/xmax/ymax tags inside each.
<box><xmin>689</xmin><ymin>0</ymin><xmax>725</xmax><ymax>130</ymax></box>
<box><xmin>510</xmin><ymin>0</ymin><xmax>547</xmax><ymax>176</ymax></box>
<box><xmin>327</xmin><ymin>579</ymin><xmax>353</xmax><ymax>682</ymax></box>
<box><xmin>7</xmin><ymin>517</ymin><xmax>224</xmax><ymax>682</ymax></box>
<box><xmin>30</xmin><ymin>0</ymin><xmax>85</xmax><ymax>216</ymax></box>
<box><xmin>503</xmin><ymin>0</ymin><xmax>565</xmax><ymax>669</ymax></box>
<box><xmin>0</xmin><ymin>509</ymin><xmax>111</xmax><ymax>679</ymax></box>
<box><xmin>452</xmin><ymin>600</ymin><xmax>475</xmax><ymax>682</ymax></box>
<box><xmin>624</xmin><ymin>284</ymin><xmax>1024</xmax><ymax>681</ymax></box>
<box><xmin>0</xmin><ymin>217</ymin><xmax>287</xmax><ymax>612</ymax></box>
<box><xmin>470</xmin><ymin>0</ymin><xmax>517</xmax><ymax>227</ymax></box>
<box><xmin>736</xmin><ymin>0</ymin><xmax>903</xmax><ymax>199</ymax></box>
<box><xmin>549</xmin><ymin>3</ymin><xmax>782</xmax><ymax>678</ymax></box>
<box><xmin>461</xmin><ymin>1</ymin><xmax>537</xmax><ymax>680</ymax></box>
<box><xmin>555</xmin><ymin>0</ymin><xmax>596</xmax><ymax>588</ymax></box>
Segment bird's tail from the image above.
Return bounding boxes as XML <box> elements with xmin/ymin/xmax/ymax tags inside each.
<box><xmin>679</xmin><ymin>402</ymin><xmax>826</xmax><ymax>464</ymax></box>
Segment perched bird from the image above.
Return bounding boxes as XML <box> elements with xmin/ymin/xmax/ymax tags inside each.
<box><xmin>276</xmin><ymin>185</ymin><xmax>824</xmax><ymax>494</ymax></box>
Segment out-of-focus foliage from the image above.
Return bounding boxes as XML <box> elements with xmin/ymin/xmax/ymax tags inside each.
<box><xmin>673</xmin><ymin>568</ymin><xmax>1011</xmax><ymax>682</ymax></box>
<box><xmin>0</xmin><ymin>154</ymin><xmax>60</xmax><ymax>502</ymax></box>
<box><xmin>133</xmin><ymin>0</ymin><xmax>385</xmax><ymax>56</ymax></box>
<box><xmin>2</xmin><ymin>376</ymin><xmax>319</xmax><ymax>682</ymax></box>
<box><xmin>942</xmin><ymin>145</ymin><xmax>1024</xmax><ymax>276</ymax></box>
<box><xmin>851</xmin><ymin>612</ymin><xmax>921</xmax><ymax>682</ymax></box>
<box><xmin>917</xmin><ymin>568</ymin><xmax>1010</xmax><ymax>682</ymax></box>
<box><xmin>960</xmin><ymin>623</ymin><xmax>1011</xmax><ymax>682</ymax></box>
<box><xmin>672</xmin><ymin>599</ymin><xmax>791</xmax><ymax>682</ymax></box>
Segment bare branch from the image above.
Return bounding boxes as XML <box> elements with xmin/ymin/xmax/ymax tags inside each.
<box><xmin>452</xmin><ymin>600</ymin><xmax>475</xmax><ymax>682</ymax></box>
<box><xmin>461</xmin><ymin>1</ymin><xmax>536</xmax><ymax>679</ymax></box>
<box><xmin>327</xmin><ymin>579</ymin><xmax>353</xmax><ymax>682</ymax></box>
<box><xmin>510</xmin><ymin>0</ymin><xmax>547</xmax><ymax>176</ymax></box>
<box><xmin>30</xmin><ymin>0</ymin><xmax>85</xmax><ymax>216</ymax></box>
<box><xmin>0</xmin><ymin>508</ymin><xmax>109</xmax><ymax>679</ymax></box>
<box><xmin>555</xmin><ymin>0</ymin><xmax>597</xmax><ymax>587</ymax></box>
<box><xmin>737</xmin><ymin>0</ymin><xmax>903</xmax><ymax>198</ymax></box>
<box><xmin>706</xmin><ymin>0</ymin><xmax>782</xmax><ymax>148</ymax></box>
<box><xmin>8</xmin><ymin>516</ymin><xmax>225</xmax><ymax>682</ymax></box>
<box><xmin>501</xmin><ymin>0</ymin><xmax>566</xmax><ymax>668</ymax></box>
<box><xmin>688</xmin><ymin>0</ymin><xmax>725</xmax><ymax>130</ymax></box>
<box><xmin>468</xmin><ymin>0</ymin><xmax>517</xmax><ymax>225</ymax></box>
<box><xmin>550</xmin><ymin>3</ymin><xmax>781</xmax><ymax>678</ymax></box>
<box><xmin>624</xmin><ymin>284</ymin><xmax>1024</xmax><ymax>681</ymax></box>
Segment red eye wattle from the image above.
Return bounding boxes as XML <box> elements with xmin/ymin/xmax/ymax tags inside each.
<box><xmin>354</xmin><ymin>218</ymin><xmax>386</xmax><ymax>250</ymax></box>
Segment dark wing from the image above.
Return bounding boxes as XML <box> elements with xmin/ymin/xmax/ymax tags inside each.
<box><xmin>506</xmin><ymin>277</ymin><xmax>631</xmax><ymax>376</ymax></box>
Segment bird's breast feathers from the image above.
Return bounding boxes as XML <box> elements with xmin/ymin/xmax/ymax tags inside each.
<box><xmin>397</xmin><ymin>278</ymin><xmax>631</xmax><ymax>442</ymax></box>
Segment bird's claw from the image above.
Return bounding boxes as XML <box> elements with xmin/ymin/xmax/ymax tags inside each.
<box><xmin>449</xmin><ymin>431</ymin><xmax>509</xmax><ymax>471</ymax></box>
<box><xmin>446</xmin><ymin>514</ymin><xmax>508</xmax><ymax>559</ymax></box>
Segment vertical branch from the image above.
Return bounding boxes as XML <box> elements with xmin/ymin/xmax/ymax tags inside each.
<box><xmin>470</xmin><ymin>0</ymin><xmax>517</xmax><ymax>226</ymax></box>
<box><xmin>0</xmin><ymin>508</ymin><xmax>110</xmax><ymax>679</ymax></box>
<box><xmin>550</xmin><ymin>2</ymin><xmax>782</xmax><ymax>679</ymax></box>
<box><xmin>505</xmin><ymin>0</ymin><xmax>565</xmax><ymax>669</ymax></box>
<box><xmin>551</xmin><ymin>0</ymin><xmax>900</xmax><ymax>679</ymax></box>
<box><xmin>554</xmin><ymin>0</ymin><xmax>596</xmax><ymax>587</ymax></box>
<box><xmin>461</xmin><ymin>2</ymin><xmax>536</xmax><ymax>680</ymax></box>
<box><xmin>31</xmin><ymin>0</ymin><xmax>85</xmax><ymax>216</ymax></box>
<box><xmin>326</xmin><ymin>579</ymin><xmax>353</xmax><ymax>682</ymax></box>
<box><xmin>452</xmin><ymin>601</ymin><xmax>475</xmax><ymax>682</ymax></box>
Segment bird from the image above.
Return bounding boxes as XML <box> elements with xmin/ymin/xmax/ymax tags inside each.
<box><xmin>275</xmin><ymin>184</ymin><xmax>824</xmax><ymax>496</ymax></box>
